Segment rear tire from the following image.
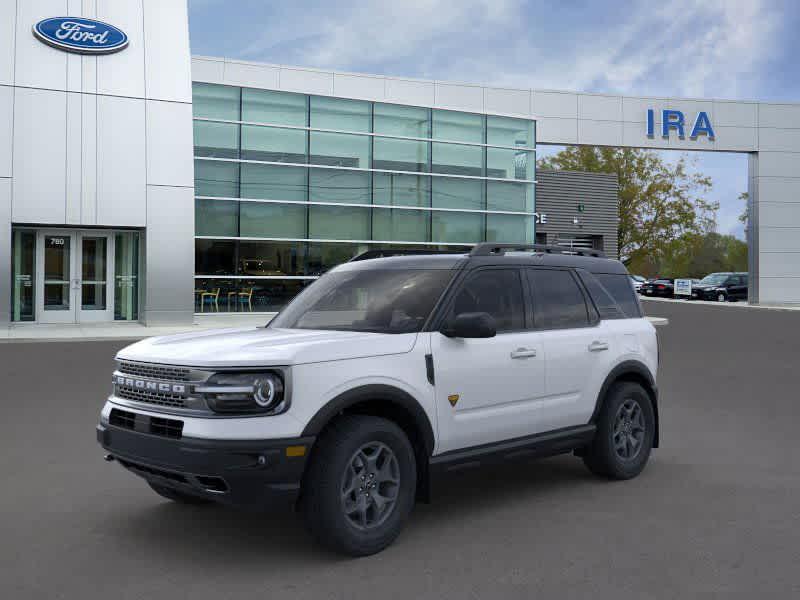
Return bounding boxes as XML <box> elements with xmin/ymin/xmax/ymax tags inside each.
<box><xmin>583</xmin><ymin>382</ymin><xmax>655</xmax><ymax>480</ymax></box>
<box><xmin>301</xmin><ymin>415</ymin><xmax>416</xmax><ymax>556</ymax></box>
<box><xmin>148</xmin><ymin>481</ymin><xmax>210</xmax><ymax>504</ymax></box>
<box><xmin>717</xmin><ymin>292</ymin><xmax>727</xmax><ymax>302</ymax></box>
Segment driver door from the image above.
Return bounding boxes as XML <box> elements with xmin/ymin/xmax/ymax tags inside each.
<box><xmin>431</xmin><ymin>268</ymin><xmax>546</xmax><ymax>453</ymax></box>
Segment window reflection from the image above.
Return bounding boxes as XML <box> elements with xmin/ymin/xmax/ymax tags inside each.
<box><xmin>238</xmin><ymin>241</ymin><xmax>306</xmax><ymax>276</ymax></box>
<box><xmin>193</xmin><ymin>121</ymin><xmax>239</xmax><ymax>159</ymax></box>
<box><xmin>242</xmin><ymin>89</ymin><xmax>307</xmax><ymax>126</ymax></box>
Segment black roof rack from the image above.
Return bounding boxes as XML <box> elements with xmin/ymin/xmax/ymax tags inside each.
<box><xmin>349</xmin><ymin>248</ymin><xmax>466</xmax><ymax>262</ymax></box>
<box><xmin>470</xmin><ymin>243</ymin><xmax>606</xmax><ymax>258</ymax></box>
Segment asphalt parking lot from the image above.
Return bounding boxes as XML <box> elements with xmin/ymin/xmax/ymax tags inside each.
<box><xmin>2</xmin><ymin>300</ymin><xmax>800</xmax><ymax>599</ymax></box>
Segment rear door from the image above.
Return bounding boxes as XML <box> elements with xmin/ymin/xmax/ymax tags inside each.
<box><xmin>431</xmin><ymin>267</ymin><xmax>546</xmax><ymax>453</ymax></box>
<box><xmin>526</xmin><ymin>268</ymin><xmax>617</xmax><ymax>432</ymax></box>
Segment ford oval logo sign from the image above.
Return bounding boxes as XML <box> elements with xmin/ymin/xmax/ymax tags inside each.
<box><xmin>32</xmin><ymin>17</ymin><xmax>128</xmax><ymax>55</ymax></box>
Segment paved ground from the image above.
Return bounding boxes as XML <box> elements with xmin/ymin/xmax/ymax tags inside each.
<box><xmin>2</xmin><ymin>300</ymin><xmax>799</xmax><ymax>599</ymax></box>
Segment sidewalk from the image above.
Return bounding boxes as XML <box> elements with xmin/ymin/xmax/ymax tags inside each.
<box><xmin>1</xmin><ymin>313</ymin><xmax>275</xmax><ymax>343</ymax></box>
<box><xmin>640</xmin><ymin>296</ymin><xmax>800</xmax><ymax>311</ymax></box>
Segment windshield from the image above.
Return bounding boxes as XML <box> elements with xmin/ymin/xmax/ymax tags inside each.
<box><xmin>270</xmin><ymin>269</ymin><xmax>454</xmax><ymax>333</ymax></box>
<box><xmin>699</xmin><ymin>273</ymin><xmax>729</xmax><ymax>285</ymax></box>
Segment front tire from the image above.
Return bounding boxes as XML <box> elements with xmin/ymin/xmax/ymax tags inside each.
<box><xmin>717</xmin><ymin>292</ymin><xmax>727</xmax><ymax>302</ymax></box>
<box><xmin>583</xmin><ymin>382</ymin><xmax>655</xmax><ymax>480</ymax></box>
<box><xmin>301</xmin><ymin>415</ymin><xmax>417</xmax><ymax>556</ymax></box>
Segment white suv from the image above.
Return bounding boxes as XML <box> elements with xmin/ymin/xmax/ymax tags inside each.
<box><xmin>97</xmin><ymin>243</ymin><xmax>659</xmax><ymax>556</ymax></box>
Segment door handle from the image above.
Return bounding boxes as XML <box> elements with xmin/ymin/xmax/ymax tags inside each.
<box><xmin>510</xmin><ymin>347</ymin><xmax>537</xmax><ymax>359</ymax></box>
<box><xmin>588</xmin><ymin>340</ymin><xmax>609</xmax><ymax>352</ymax></box>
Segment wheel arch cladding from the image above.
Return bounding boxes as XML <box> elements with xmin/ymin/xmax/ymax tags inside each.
<box><xmin>301</xmin><ymin>384</ymin><xmax>436</xmax><ymax>502</ymax></box>
<box><xmin>592</xmin><ymin>361</ymin><xmax>660</xmax><ymax>448</ymax></box>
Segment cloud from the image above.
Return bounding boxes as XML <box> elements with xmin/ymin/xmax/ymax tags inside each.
<box><xmin>218</xmin><ymin>0</ymin><xmax>782</xmax><ymax>100</ymax></box>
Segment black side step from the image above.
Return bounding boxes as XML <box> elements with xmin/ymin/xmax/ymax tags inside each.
<box><xmin>429</xmin><ymin>424</ymin><xmax>596</xmax><ymax>473</ymax></box>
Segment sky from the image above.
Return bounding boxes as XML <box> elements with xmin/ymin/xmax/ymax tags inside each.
<box><xmin>188</xmin><ymin>0</ymin><xmax>800</xmax><ymax>240</ymax></box>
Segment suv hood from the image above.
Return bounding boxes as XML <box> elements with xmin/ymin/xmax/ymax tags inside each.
<box><xmin>116</xmin><ymin>327</ymin><xmax>418</xmax><ymax>368</ymax></box>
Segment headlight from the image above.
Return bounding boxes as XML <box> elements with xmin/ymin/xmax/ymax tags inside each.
<box><xmin>196</xmin><ymin>372</ymin><xmax>287</xmax><ymax>415</ymax></box>
<box><xmin>714</xmin><ymin>287</ymin><xmax>727</xmax><ymax>291</ymax></box>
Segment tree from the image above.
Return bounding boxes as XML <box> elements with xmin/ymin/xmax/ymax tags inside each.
<box><xmin>738</xmin><ymin>191</ymin><xmax>750</xmax><ymax>240</ymax></box>
<box><xmin>538</xmin><ymin>147</ymin><xmax>718</xmax><ymax>271</ymax></box>
<box><xmin>643</xmin><ymin>231</ymin><xmax>748</xmax><ymax>278</ymax></box>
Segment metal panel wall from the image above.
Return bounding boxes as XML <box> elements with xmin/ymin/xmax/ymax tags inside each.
<box><xmin>1</xmin><ymin>0</ymin><xmax>194</xmax><ymax>325</ymax></box>
<box><xmin>535</xmin><ymin>170</ymin><xmax>619</xmax><ymax>259</ymax></box>
<box><xmin>144</xmin><ymin>185</ymin><xmax>194</xmax><ymax>325</ymax></box>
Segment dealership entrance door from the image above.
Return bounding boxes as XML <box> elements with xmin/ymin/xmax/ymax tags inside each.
<box><xmin>11</xmin><ymin>228</ymin><xmax>141</xmax><ymax>324</ymax></box>
<box><xmin>37</xmin><ymin>230</ymin><xmax>115</xmax><ymax>323</ymax></box>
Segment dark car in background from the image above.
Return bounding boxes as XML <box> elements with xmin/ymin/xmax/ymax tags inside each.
<box><xmin>640</xmin><ymin>279</ymin><xmax>674</xmax><ymax>298</ymax></box>
<box><xmin>691</xmin><ymin>272</ymin><xmax>749</xmax><ymax>302</ymax></box>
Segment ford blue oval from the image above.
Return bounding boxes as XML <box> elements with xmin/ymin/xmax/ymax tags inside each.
<box><xmin>33</xmin><ymin>17</ymin><xmax>128</xmax><ymax>54</ymax></box>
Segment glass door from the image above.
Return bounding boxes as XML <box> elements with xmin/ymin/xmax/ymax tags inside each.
<box><xmin>37</xmin><ymin>231</ymin><xmax>77</xmax><ymax>323</ymax></box>
<box><xmin>78</xmin><ymin>232</ymin><xmax>114</xmax><ymax>322</ymax></box>
<box><xmin>35</xmin><ymin>230</ymin><xmax>115</xmax><ymax>323</ymax></box>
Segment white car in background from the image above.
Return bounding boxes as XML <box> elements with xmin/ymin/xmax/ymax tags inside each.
<box><xmin>630</xmin><ymin>275</ymin><xmax>646</xmax><ymax>292</ymax></box>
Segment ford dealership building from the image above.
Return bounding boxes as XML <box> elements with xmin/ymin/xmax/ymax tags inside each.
<box><xmin>2</xmin><ymin>1</ymin><xmax>800</xmax><ymax>327</ymax></box>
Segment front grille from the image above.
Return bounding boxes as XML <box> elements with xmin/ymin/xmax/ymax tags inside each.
<box><xmin>109</xmin><ymin>408</ymin><xmax>136</xmax><ymax>430</ymax></box>
<box><xmin>150</xmin><ymin>416</ymin><xmax>184</xmax><ymax>439</ymax></box>
<box><xmin>108</xmin><ymin>408</ymin><xmax>184</xmax><ymax>439</ymax></box>
<box><xmin>118</xmin><ymin>361</ymin><xmax>191</xmax><ymax>382</ymax></box>
<box><xmin>116</xmin><ymin>387</ymin><xmax>187</xmax><ymax>408</ymax></box>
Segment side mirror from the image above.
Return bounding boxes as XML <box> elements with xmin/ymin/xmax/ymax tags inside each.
<box><xmin>442</xmin><ymin>312</ymin><xmax>497</xmax><ymax>338</ymax></box>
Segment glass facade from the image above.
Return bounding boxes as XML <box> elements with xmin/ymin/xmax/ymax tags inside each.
<box><xmin>192</xmin><ymin>82</ymin><xmax>536</xmax><ymax>312</ymax></box>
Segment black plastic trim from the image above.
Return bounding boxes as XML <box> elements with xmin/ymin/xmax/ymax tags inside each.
<box><xmin>97</xmin><ymin>423</ymin><xmax>314</xmax><ymax>508</ymax></box>
<box><xmin>425</xmin><ymin>354</ymin><xmax>435</xmax><ymax>386</ymax></box>
<box><xmin>301</xmin><ymin>384</ymin><xmax>435</xmax><ymax>456</ymax></box>
<box><xmin>430</xmin><ymin>425</ymin><xmax>597</xmax><ymax>471</ymax></box>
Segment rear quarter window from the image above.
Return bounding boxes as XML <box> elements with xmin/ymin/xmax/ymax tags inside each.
<box><xmin>579</xmin><ymin>271</ymin><xmax>642</xmax><ymax>319</ymax></box>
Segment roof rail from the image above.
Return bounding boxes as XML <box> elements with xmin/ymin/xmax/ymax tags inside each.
<box><xmin>469</xmin><ymin>243</ymin><xmax>606</xmax><ymax>258</ymax></box>
<box><xmin>349</xmin><ymin>248</ymin><xmax>466</xmax><ymax>262</ymax></box>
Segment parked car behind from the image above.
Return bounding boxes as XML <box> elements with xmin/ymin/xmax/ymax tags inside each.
<box><xmin>630</xmin><ymin>274</ymin><xmax>646</xmax><ymax>292</ymax></box>
<box><xmin>640</xmin><ymin>279</ymin><xmax>674</xmax><ymax>298</ymax></box>
<box><xmin>691</xmin><ymin>272</ymin><xmax>748</xmax><ymax>302</ymax></box>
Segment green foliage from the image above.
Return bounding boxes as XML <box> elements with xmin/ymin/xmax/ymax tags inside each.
<box><xmin>538</xmin><ymin>146</ymin><xmax>718</xmax><ymax>266</ymax></box>
<box><xmin>627</xmin><ymin>232</ymin><xmax>747</xmax><ymax>278</ymax></box>
<box><xmin>738</xmin><ymin>191</ymin><xmax>749</xmax><ymax>226</ymax></box>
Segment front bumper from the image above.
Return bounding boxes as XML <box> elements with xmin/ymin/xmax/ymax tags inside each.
<box><xmin>97</xmin><ymin>422</ymin><xmax>315</xmax><ymax>509</ymax></box>
<box><xmin>691</xmin><ymin>289</ymin><xmax>718</xmax><ymax>300</ymax></box>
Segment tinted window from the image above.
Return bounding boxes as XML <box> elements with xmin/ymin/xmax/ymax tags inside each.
<box><xmin>270</xmin><ymin>269</ymin><xmax>453</xmax><ymax>334</ymax></box>
<box><xmin>450</xmin><ymin>269</ymin><xmax>525</xmax><ymax>333</ymax></box>
<box><xmin>527</xmin><ymin>269</ymin><xmax>590</xmax><ymax>329</ymax></box>
<box><xmin>577</xmin><ymin>271</ymin><xmax>623</xmax><ymax>320</ymax></box>
<box><xmin>595</xmin><ymin>273</ymin><xmax>642</xmax><ymax>318</ymax></box>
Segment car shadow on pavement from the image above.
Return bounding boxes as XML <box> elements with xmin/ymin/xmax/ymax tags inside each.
<box><xmin>100</xmin><ymin>453</ymin><xmax>634</xmax><ymax>564</ymax></box>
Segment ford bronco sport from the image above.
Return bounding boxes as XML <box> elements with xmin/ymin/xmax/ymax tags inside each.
<box><xmin>97</xmin><ymin>243</ymin><xmax>659</xmax><ymax>556</ymax></box>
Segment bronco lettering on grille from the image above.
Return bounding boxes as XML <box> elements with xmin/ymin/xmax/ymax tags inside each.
<box><xmin>114</xmin><ymin>375</ymin><xmax>186</xmax><ymax>395</ymax></box>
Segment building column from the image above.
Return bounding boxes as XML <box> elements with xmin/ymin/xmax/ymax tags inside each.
<box><xmin>750</xmin><ymin>150</ymin><xmax>800</xmax><ymax>305</ymax></box>
<box><xmin>0</xmin><ymin>179</ymin><xmax>10</xmax><ymax>325</ymax></box>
